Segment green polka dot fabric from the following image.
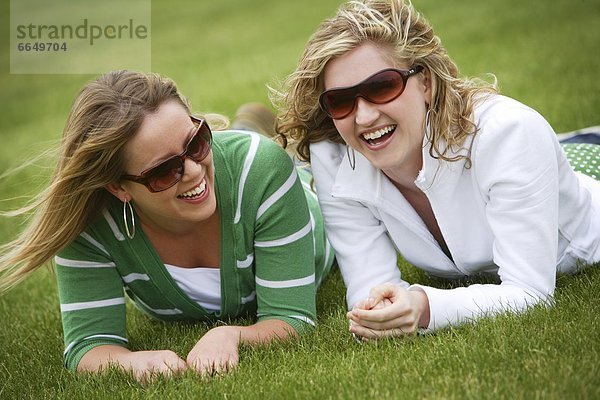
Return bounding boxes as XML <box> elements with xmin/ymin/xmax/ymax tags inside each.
<box><xmin>561</xmin><ymin>143</ymin><xmax>600</xmax><ymax>181</ymax></box>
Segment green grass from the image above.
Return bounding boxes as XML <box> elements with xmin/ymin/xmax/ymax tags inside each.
<box><xmin>1</xmin><ymin>0</ymin><xmax>599</xmax><ymax>399</ymax></box>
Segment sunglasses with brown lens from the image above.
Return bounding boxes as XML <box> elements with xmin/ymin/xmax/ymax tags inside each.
<box><xmin>121</xmin><ymin>116</ymin><xmax>212</xmax><ymax>192</ymax></box>
<box><xmin>319</xmin><ymin>66</ymin><xmax>424</xmax><ymax>119</ymax></box>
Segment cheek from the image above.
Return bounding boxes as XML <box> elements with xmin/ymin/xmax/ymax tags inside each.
<box><xmin>122</xmin><ymin>182</ymin><xmax>146</xmax><ymax>199</ymax></box>
<box><xmin>202</xmin><ymin>159</ymin><xmax>216</xmax><ymax>185</ymax></box>
<box><xmin>127</xmin><ymin>183</ymin><xmax>172</xmax><ymax>209</ymax></box>
<box><xmin>333</xmin><ymin>120</ymin><xmax>354</xmax><ymax>144</ymax></box>
<box><xmin>201</xmin><ymin>153</ymin><xmax>215</xmax><ymax>173</ymax></box>
<box><xmin>204</xmin><ymin>156</ymin><xmax>215</xmax><ymax>172</ymax></box>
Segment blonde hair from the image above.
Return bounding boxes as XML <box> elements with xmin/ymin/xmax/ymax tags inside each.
<box><xmin>0</xmin><ymin>70</ymin><xmax>227</xmax><ymax>292</ymax></box>
<box><xmin>274</xmin><ymin>0</ymin><xmax>497</xmax><ymax>163</ymax></box>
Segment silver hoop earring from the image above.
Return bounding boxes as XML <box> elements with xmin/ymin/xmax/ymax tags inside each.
<box><xmin>346</xmin><ymin>145</ymin><xmax>356</xmax><ymax>170</ymax></box>
<box><xmin>424</xmin><ymin>108</ymin><xmax>433</xmax><ymax>141</ymax></box>
<box><xmin>123</xmin><ymin>200</ymin><xmax>136</xmax><ymax>240</ymax></box>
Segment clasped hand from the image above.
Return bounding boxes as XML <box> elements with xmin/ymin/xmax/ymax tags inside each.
<box><xmin>347</xmin><ymin>283</ymin><xmax>430</xmax><ymax>341</ymax></box>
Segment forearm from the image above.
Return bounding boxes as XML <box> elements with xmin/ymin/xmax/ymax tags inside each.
<box><xmin>185</xmin><ymin>318</ymin><xmax>299</xmax><ymax>374</ymax></box>
<box><xmin>413</xmin><ymin>282</ymin><xmax>551</xmax><ymax>330</ymax></box>
<box><xmin>78</xmin><ymin>344</ymin><xmax>187</xmax><ymax>381</ymax></box>
<box><xmin>77</xmin><ymin>344</ymin><xmax>133</xmax><ymax>372</ymax></box>
<box><xmin>228</xmin><ymin>318</ymin><xmax>299</xmax><ymax>346</ymax></box>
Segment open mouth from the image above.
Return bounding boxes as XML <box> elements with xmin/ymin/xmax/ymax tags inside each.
<box><xmin>361</xmin><ymin>125</ymin><xmax>397</xmax><ymax>146</ymax></box>
<box><xmin>177</xmin><ymin>179</ymin><xmax>207</xmax><ymax>200</ymax></box>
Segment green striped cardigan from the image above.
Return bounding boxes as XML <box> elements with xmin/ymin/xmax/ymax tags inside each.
<box><xmin>55</xmin><ymin>131</ymin><xmax>335</xmax><ymax>371</ymax></box>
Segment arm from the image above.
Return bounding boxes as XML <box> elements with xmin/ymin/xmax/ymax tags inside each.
<box><xmin>350</xmin><ymin>103</ymin><xmax>561</xmax><ymax>334</ymax></box>
<box><xmin>420</xmin><ymin>105</ymin><xmax>559</xmax><ymax>330</ymax></box>
<box><xmin>186</xmin><ymin>319</ymin><xmax>296</xmax><ymax>374</ymax></box>
<box><xmin>55</xmin><ymin>234</ymin><xmax>129</xmax><ymax>371</ymax></box>
<box><xmin>78</xmin><ymin>345</ymin><xmax>187</xmax><ymax>382</ymax></box>
<box><xmin>186</xmin><ymin>137</ymin><xmax>315</xmax><ymax>374</ymax></box>
<box><xmin>310</xmin><ymin>141</ymin><xmax>405</xmax><ymax>309</ymax></box>
<box><xmin>56</xmin><ymin>232</ymin><xmax>186</xmax><ymax>381</ymax></box>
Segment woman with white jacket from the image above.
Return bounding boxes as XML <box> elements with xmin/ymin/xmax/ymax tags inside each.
<box><xmin>275</xmin><ymin>0</ymin><xmax>600</xmax><ymax>337</ymax></box>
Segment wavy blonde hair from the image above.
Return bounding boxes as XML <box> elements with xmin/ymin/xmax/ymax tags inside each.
<box><xmin>274</xmin><ymin>0</ymin><xmax>497</xmax><ymax>163</ymax></box>
<box><xmin>0</xmin><ymin>70</ymin><xmax>228</xmax><ymax>292</ymax></box>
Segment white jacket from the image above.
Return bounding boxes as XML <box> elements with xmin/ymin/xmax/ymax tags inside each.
<box><xmin>310</xmin><ymin>95</ymin><xmax>600</xmax><ymax>330</ymax></box>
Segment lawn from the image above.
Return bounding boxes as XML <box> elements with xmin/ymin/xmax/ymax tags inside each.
<box><xmin>1</xmin><ymin>0</ymin><xmax>599</xmax><ymax>399</ymax></box>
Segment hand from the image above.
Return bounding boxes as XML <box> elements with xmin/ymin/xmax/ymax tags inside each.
<box><xmin>186</xmin><ymin>326</ymin><xmax>241</xmax><ymax>376</ymax></box>
<box><xmin>347</xmin><ymin>283</ymin><xmax>430</xmax><ymax>340</ymax></box>
<box><xmin>122</xmin><ymin>350</ymin><xmax>188</xmax><ymax>383</ymax></box>
<box><xmin>78</xmin><ymin>346</ymin><xmax>188</xmax><ymax>383</ymax></box>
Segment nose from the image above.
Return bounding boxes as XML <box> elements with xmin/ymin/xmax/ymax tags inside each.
<box><xmin>181</xmin><ymin>156</ymin><xmax>204</xmax><ymax>182</ymax></box>
<box><xmin>354</xmin><ymin>97</ymin><xmax>379</xmax><ymax>127</ymax></box>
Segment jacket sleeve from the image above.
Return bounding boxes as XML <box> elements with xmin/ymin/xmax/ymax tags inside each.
<box><xmin>413</xmin><ymin>103</ymin><xmax>559</xmax><ymax>330</ymax></box>
<box><xmin>55</xmin><ymin>231</ymin><xmax>128</xmax><ymax>371</ymax></box>
<box><xmin>250</xmin><ymin>138</ymin><xmax>319</xmax><ymax>335</ymax></box>
<box><xmin>310</xmin><ymin>141</ymin><xmax>405</xmax><ymax>309</ymax></box>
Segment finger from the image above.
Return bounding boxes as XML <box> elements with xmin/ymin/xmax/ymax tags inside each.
<box><xmin>368</xmin><ymin>283</ymin><xmax>398</xmax><ymax>302</ymax></box>
<box><xmin>186</xmin><ymin>350</ymin><xmax>210</xmax><ymax>374</ymax></box>
<box><xmin>134</xmin><ymin>370</ymin><xmax>151</xmax><ymax>384</ymax></box>
<box><xmin>356</xmin><ymin>308</ymin><xmax>419</xmax><ymax>330</ymax></box>
<box><xmin>136</xmin><ymin>365</ymin><xmax>169</xmax><ymax>385</ymax></box>
<box><xmin>191</xmin><ymin>355</ymin><xmax>236</xmax><ymax>377</ymax></box>
<box><xmin>351</xmin><ymin>315</ymin><xmax>419</xmax><ymax>337</ymax></box>
<box><xmin>188</xmin><ymin>357</ymin><xmax>212</xmax><ymax>376</ymax></box>
<box><xmin>135</xmin><ymin>360</ymin><xmax>182</xmax><ymax>383</ymax></box>
<box><xmin>350</xmin><ymin>304</ymin><xmax>409</xmax><ymax>323</ymax></box>
<box><xmin>351</xmin><ymin>332</ymin><xmax>364</xmax><ymax>344</ymax></box>
<box><xmin>353</xmin><ymin>316</ymin><xmax>410</xmax><ymax>331</ymax></box>
<box><xmin>351</xmin><ymin>298</ymin><xmax>373</xmax><ymax>311</ymax></box>
<box><xmin>210</xmin><ymin>354</ymin><xmax>238</xmax><ymax>376</ymax></box>
<box><xmin>350</xmin><ymin>324</ymin><xmax>412</xmax><ymax>340</ymax></box>
<box><xmin>225</xmin><ymin>353</ymin><xmax>239</xmax><ymax>371</ymax></box>
<box><xmin>164</xmin><ymin>356</ymin><xmax>188</xmax><ymax>375</ymax></box>
<box><xmin>211</xmin><ymin>359</ymin><xmax>232</xmax><ymax>375</ymax></box>
<box><xmin>371</xmin><ymin>298</ymin><xmax>392</xmax><ymax>310</ymax></box>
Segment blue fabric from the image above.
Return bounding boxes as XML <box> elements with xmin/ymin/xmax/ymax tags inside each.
<box><xmin>559</xmin><ymin>132</ymin><xmax>600</xmax><ymax>145</ymax></box>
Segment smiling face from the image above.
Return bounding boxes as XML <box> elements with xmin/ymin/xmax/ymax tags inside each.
<box><xmin>323</xmin><ymin>42</ymin><xmax>431</xmax><ymax>179</ymax></box>
<box><xmin>116</xmin><ymin>100</ymin><xmax>218</xmax><ymax>233</ymax></box>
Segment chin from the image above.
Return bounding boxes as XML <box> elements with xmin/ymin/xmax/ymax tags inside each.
<box><xmin>194</xmin><ymin>196</ymin><xmax>218</xmax><ymax>221</ymax></box>
<box><xmin>365</xmin><ymin>153</ymin><xmax>404</xmax><ymax>171</ymax></box>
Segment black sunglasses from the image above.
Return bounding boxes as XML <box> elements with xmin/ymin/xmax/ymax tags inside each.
<box><xmin>121</xmin><ymin>116</ymin><xmax>212</xmax><ymax>192</ymax></box>
<box><xmin>319</xmin><ymin>66</ymin><xmax>424</xmax><ymax>119</ymax></box>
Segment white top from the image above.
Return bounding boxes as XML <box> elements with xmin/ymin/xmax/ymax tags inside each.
<box><xmin>164</xmin><ymin>264</ymin><xmax>221</xmax><ymax>311</ymax></box>
<box><xmin>310</xmin><ymin>94</ymin><xmax>600</xmax><ymax>331</ymax></box>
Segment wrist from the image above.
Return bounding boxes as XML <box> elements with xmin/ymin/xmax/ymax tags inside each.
<box><xmin>78</xmin><ymin>344</ymin><xmax>132</xmax><ymax>372</ymax></box>
<box><xmin>409</xmin><ymin>287</ymin><xmax>430</xmax><ymax>328</ymax></box>
<box><xmin>212</xmin><ymin>325</ymin><xmax>243</xmax><ymax>341</ymax></box>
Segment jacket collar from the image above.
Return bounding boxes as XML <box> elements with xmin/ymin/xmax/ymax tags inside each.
<box><xmin>331</xmin><ymin>146</ymin><xmax>383</xmax><ymax>203</ymax></box>
<box><xmin>330</xmin><ymin>135</ymin><xmax>472</xmax><ymax>205</ymax></box>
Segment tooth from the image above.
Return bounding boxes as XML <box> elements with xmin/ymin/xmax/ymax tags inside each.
<box><xmin>179</xmin><ymin>181</ymin><xmax>207</xmax><ymax>198</ymax></box>
<box><xmin>363</xmin><ymin>126</ymin><xmax>393</xmax><ymax>141</ymax></box>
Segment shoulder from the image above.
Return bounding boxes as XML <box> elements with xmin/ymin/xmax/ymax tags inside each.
<box><xmin>471</xmin><ymin>95</ymin><xmax>556</xmax><ymax>159</ymax></box>
<box><xmin>58</xmin><ymin>202</ymin><xmax>122</xmax><ymax>260</ymax></box>
<box><xmin>214</xmin><ymin>130</ymin><xmax>291</xmax><ymax>169</ymax></box>
<box><xmin>470</xmin><ymin>95</ymin><xmax>559</xmax><ymax>187</ymax></box>
<box><xmin>310</xmin><ymin>140</ymin><xmax>345</xmax><ymax>161</ymax></box>
<box><xmin>474</xmin><ymin>95</ymin><xmax>554</xmax><ymax>140</ymax></box>
<box><xmin>309</xmin><ymin>140</ymin><xmax>346</xmax><ymax>174</ymax></box>
<box><xmin>213</xmin><ymin>131</ymin><xmax>298</xmax><ymax>208</ymax></box>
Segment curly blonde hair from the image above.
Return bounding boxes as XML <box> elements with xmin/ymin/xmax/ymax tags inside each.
<box><xmin>0</xmin><ymin>70</ymin><xmax>227</xmax><ymax>292</ymax></box>
<box><xmin>274</xmin><ymin>0</ymin><xmax>497</xmax><ymax>164</ymax></box>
